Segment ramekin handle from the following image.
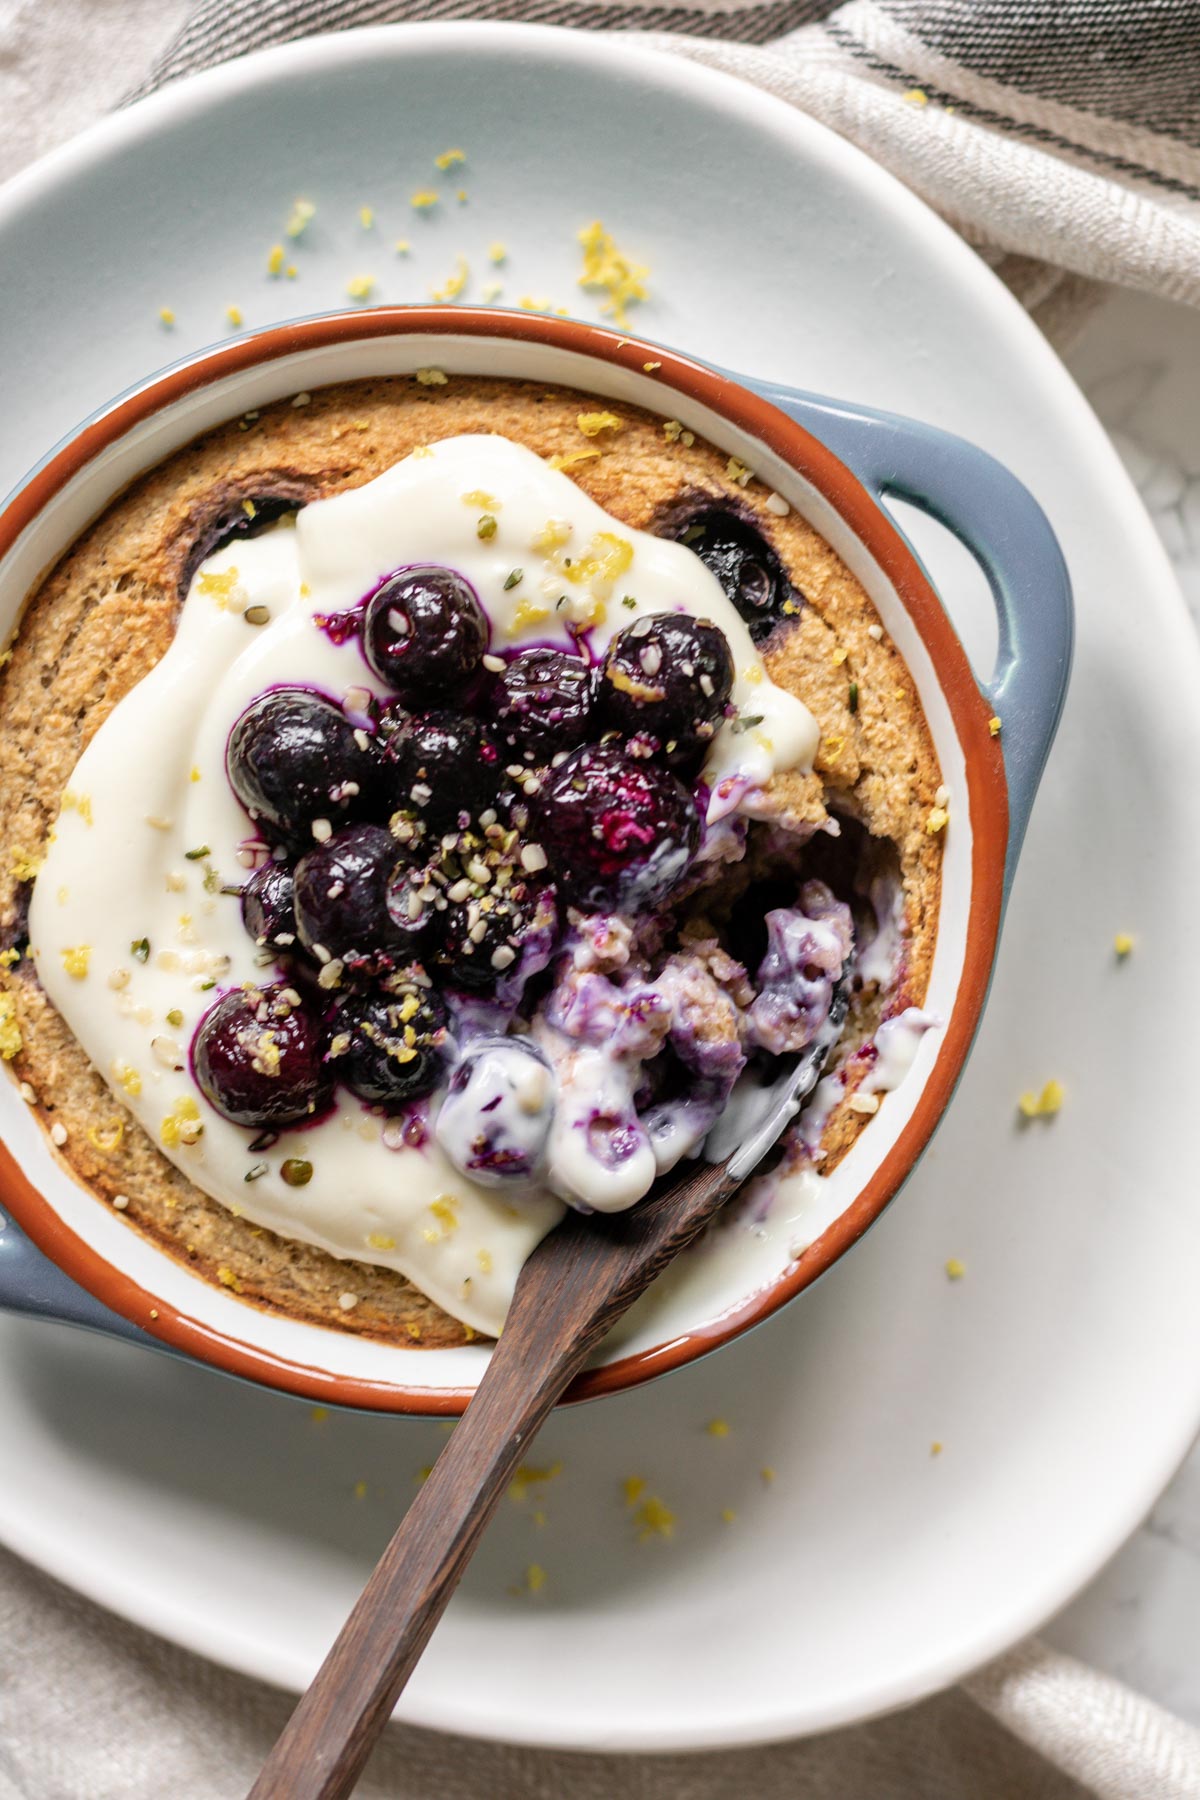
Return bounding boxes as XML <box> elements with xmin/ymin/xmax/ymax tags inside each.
<box><xmin>0</xmin><ymin>1208</ymin><xmax>146</xmax><ymax>1344</ymax></box>
<box><xmin>752</xmin><ymin>383</ymin><xmax>1074</xmax><ymax>895</ymax></box>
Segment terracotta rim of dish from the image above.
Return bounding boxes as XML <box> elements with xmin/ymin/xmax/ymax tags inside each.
<box><xmin>0</xmin><ymin>307</ymin><xmax>1008</xmax><ymax>1413</ymax></box>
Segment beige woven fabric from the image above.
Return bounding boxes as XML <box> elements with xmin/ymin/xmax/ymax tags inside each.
<box><xmin>2</xmin><ymin>4</ymin><xmax>1200</xmax><ymax>1795</ymax></box>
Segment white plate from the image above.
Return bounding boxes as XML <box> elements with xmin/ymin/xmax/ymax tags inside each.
<box><xmin>1</xmin><ymin>23</ymin><xmax>1198</xmax><ymax>1752</ymax></box>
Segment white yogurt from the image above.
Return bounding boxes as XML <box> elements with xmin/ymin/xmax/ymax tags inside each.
<box><xmin>29</xmin><ymin>435</ymin><xmax>819</xmax><ymax>1332</ymax></box>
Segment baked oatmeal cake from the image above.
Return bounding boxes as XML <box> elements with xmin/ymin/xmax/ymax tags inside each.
<box><xmin>0</xmin><ymin>374</ymin><xmax>944</xmax><ymax>1347</ymax></box>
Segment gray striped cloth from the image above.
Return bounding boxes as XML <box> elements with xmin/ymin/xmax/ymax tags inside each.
<box><xmin>137</xmin><ymin>0</ymin><xmax>1200</xmax><ymax>336</ymax></box>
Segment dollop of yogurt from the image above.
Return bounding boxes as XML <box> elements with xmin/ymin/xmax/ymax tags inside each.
<box><xmin>29</xmin><ymin>435</ymin><xmax>819</xmax><ymax>1333</ymax></box>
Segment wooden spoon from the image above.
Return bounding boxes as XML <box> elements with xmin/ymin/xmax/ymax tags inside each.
<box><xmin>248</xmin><ymin>1034</ymin><xmax>833</xmax><ymax>1800</ymax></box>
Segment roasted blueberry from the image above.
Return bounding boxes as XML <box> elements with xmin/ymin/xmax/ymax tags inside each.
<box><xmin>226</xmin><ymin>688</ymin><xmax>377</xmax><ymax>845</ymax></box>
<box><xmin>598</xmin><ymin>612</ymin><xmax>733</xmax><ymax>767</ymax></box>
<box><xmin>240</xmin><ymin>860</ymin><xmax>297</xmax><ymax>950</ymax></box>
<box><xmin>363</xmin><ymin>565</ymin><xmax>488</xmax><ymax>701</ymax></box>
<box><xmin>666</xmin><ymin>509</ymin><xmax>798</xmax><ymax>643</ymax></box>
<box><xmin>192</xmin><ymin>984</ymin><xmax>332</xmax><ymax>1128</ymax></box>
<box><xmin>293</xmin><ymin>823</ymin><xmax>413</xmax><ymax>974</ymax></box>
<box><xmin>434</xmin><ymin>1037</ymin><xmax>555</xmax><ymax>1184</ymax></box>
<box><xmin>490</xmin><ymin>647</ymin><xmax>596</xmax><ymax>764</ymax></box>
<box><xmin>380</xmin><ymin>711</ymin><xmax>502</xmax><ymax>834</ymax></box>
<box><xmin>439</xmin><ymin>877</ymin><xmax>556</xmax><ymax>991</ymax></box>
<box><xmin>327</xmin><ymin>983</ymin><xmax>449</xmax><ymax>1108</ymax></box>
<box><xmin>530</xmin><ymin>742</ymin><xmax>700</xmax><ymax>911</ymax></box>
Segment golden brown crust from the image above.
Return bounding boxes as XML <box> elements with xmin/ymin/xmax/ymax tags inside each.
<box><xmin>0</xmin><ymin>374</ymin><xmax>942</xmax><ymax>1342</ymax></box>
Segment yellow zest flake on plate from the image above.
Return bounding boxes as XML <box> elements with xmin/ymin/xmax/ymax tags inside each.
<box><xmin>394</xmin><ymin>238</ymin><xmax>411</xmax><ymax>256</ymax></box>
<box><xmin>903</xmin><ymin>87</ymin><xmax>930</xmax><ymax>105</ymax></box>
<box><xmin>720</xmin><ymin>1508</ymin><xmax>737</xmax><ymax>1524</ymax></box>
<box><xmin>576</xmin><ymin>410</ymin><xmax>623</xmax><ymax>437</ymax></box>
<box><xmin>430</xmin><ymin>255</ymin><xmax>469</xmax><ymax>302</ymax></box>
<box><xmin>462</xmin><ymin>489</ymin><xmax>498</xmax><ymax>508</ymax></box>
<box><xmin>286</xmin><ymin>198</ymin><xmax>315</xmax><ymax>238</ymax></box>
<box><xmin>944</xmin><ymin>1257</ymin><xmax>966</xmax><ymax>1280</ymax></box>
<box><xmin>706</xmin><ymin>1418</ymin><xmax>730</xmax><ymax>1438</ymax></box>
<box><xmin>87</xmin><ymin>1120</ymin><xmax>124</xmax><ymax>1154</ymax></box>
<box><xmin>61</xmin><ymin>790</ymin><xmax>93</xmax><ymax>826</ymax></box>
<box><xmin>61</xmin><ymin>945</ymin><xmax>91</xmax><ymax>979</ymax></box>
<box><xmin>310</xmin><ymin>1406</ymin><xmax>329</xmax><ymax>1424</ymax></box>
<box><xmin>346</xmin><ymin>274</ymin><xmax>376</xmax><ymax>301</ymax></box>
<box><xmin>662</xmin><ymin>419</ymin><xmax>695</xmax><ymax>447</ymax></box>
<box><xmin>622</xmin><ymin>1475</ymin><xmax>646</xmax><ymax>1505</ymax></box>
<box><xmin>577</xmin><ymin>220</ymin><xmax>649</xmax><ymax>327</ymax></box>
<box><xmin>160</xmin><ymin>1094</ymin><xmax>202</xmax><ymax>1149</ymax></box>
<box><xmin>633</xmin><ymin>1494</ymin><xmax>676</xmax><ymax>1542</ymax></box>
<box><xmin>415</xmin><ymin>367</ymin><xmax>449</xmax><ymax>386</ymax></box>
<box><xmin>359</xmin><ymin>204</ymin><xmax>375</xmax><ymax>229</ymax></box>
<box><xmin>0</xmin><ymin>994</ymin><xmax>21</xmax><ymax>1061</ymax></box>
<box><xmin>435</xmin><ymin>147</ymin><xmax>466</xmax><ymax>170</ymax></box>
<box><xmin>742</xmin><ymin>663</ymin><xmax>764</xmax><ymax>686</ymax></box>
<box><xmin>931</xmin><ymin>1440</ymin><xmax>944</xmax><ymax>1457</ymax></box>
<box><xmin>1018</xmin><ymin>1078</ymin><xmax>1065</xmax><ymax>1120</ymax></box>
<box><xmin>216</xmin><ymin>1265</ymin><xmax>243</xmax><ymax>1292</ymax></box>
<box><xmin>411</xmin><ymin>189</ymin><xmax>439</xmax><ymax>211</ymax></box>
<box><xmin>508</xmin><ymin>1461</ymin><xmax>563</xmax><ymax>1502</ymax></box>
<box><xmin>926</xmin><ymin>805</ymin><xmax>950</xmax><ymax>835</ymax></box>
<box><xmin>988</xmin><ymin>714</ymin><xmax>1002</xmax><ymax>736</ymax></box>
<box><xmin>158</xmin><ymin>307</ymin><xmax>176</xmax><ymax>327</ymax></box>
<box><xmin>267</xmin><ymin>244</ymin><xmax>285</xmax><ymax>276</ymax></box>
<box><xmin>488</xmin><ymin>241</ymin><xmax>507</xmax><ymax>265</ymax></box>
<box><xmin>643</xmin><ymin>360</ymin><xmax>662</xmax><ymax>372</ymax></box>
<box><xmin>353</xmin><ymin>1480</ymin><xmax>368</xmax><ymax>1500</ymax></box>
<box><xmin>726</xmin><ymin>457</ymin><xmax>753</xmax><ymax>487</ymax></box>
<box><xmin>1114</xmin><ymin>932</ymin><xmax>1135</xmax><ymax>957</ymax></box>
<box><xmin>760</xmin><ymin>1466</ymin><xmax>776</xmax><ymax>1485</ymax></box>
<box><xmin>518</xmin><ymin>295</ymin><xmax>558</xmax><ymax>314</ymax></box>
<box><xmin>523</xmin><ymin>1563</ymin><xmax>546</xmax><ymax>1595</ymax></box>
<box><xmin>226</xmin><ymin>305</ymin><xmax>244</xmax><ymax>328</ymax></box>
<box><xmin>367</xmin><ymin>1232</ymin><xmax>397</xmax><ymax>1251</ymax></box>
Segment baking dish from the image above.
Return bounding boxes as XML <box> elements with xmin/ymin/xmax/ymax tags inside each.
<box><xmin>0</xmin><ymin>308</ymin><xmax>1072</xmax><ymax>1411</ymax></box>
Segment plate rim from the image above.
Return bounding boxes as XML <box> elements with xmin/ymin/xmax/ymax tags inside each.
<box><xmin>0</xmin><ymin>17</ymin><xmax>1198</xmax><ymax>1754</ymax></box>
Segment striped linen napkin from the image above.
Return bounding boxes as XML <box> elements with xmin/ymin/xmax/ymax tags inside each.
<box><xmin>2</xmin><ymin>2</ymin><xmax>1200</xmax><ymax>1796</ymax></box>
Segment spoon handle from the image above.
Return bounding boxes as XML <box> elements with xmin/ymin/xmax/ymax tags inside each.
<box><xmin>248</xmin><ymin>1158</ymin><xmax>736</xmax><ymax>1800</ymax></box>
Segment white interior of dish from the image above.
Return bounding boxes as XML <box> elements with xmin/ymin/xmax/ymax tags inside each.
<box><xmin>0</xmin><ymin>328</ymin><xmax>973</xmax><ymax>1394</ymax></box>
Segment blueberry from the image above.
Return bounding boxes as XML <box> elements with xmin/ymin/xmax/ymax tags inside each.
<box><xmin>328</xmin><ymin>983</ymin><xmax>449</xmax><ymax>1109</ymax></box>
<box><xmin>192</xmin><ymin>984</ymin><xmax>332</xmax><ymax>1129</ymax></box>
<box><xmin>434</xmin><ymin>1037</ymin><xmax>555</xmax><ymax>1184</ymax></box>
<box><xmin>598</xmin><ymin>612</ymin><xmax>733</xmax><ymax>768</ymax></box>
<box><xmin>226</xmin><ymin>688</ymin><xmax>378</xmax><ymax>846</ymax></box>
<box><xmin>180</xmin><ymin>492</ymin><xmax>308</xmax><ymax>600</ymax></box>
<box><xmin>530</xmin><ymin>742</ymin><xmax>700</xmax><ymax>912</ymax></box>
<box><xmin>240</xmin><ymin>860</ymin><xmax>297</xmax><ymax>950</ymax></box>
<box><xmin>363</xmin><ymin>565</ymin><xmax>488</xmax><ymax>701</ymax></box>
<box><xmin>490</xmin><ymin>648</ymin><xmax>596</xmax><ymax>764</ymax></box>
<box><xmin>439</xmin><ymin>877</ymin><xmax>556</xmax><ymax>991</ymax></box>
<box><xmin>380</xmin><ymin>711</ymin><xmax>502</xmax><ymax>834</ymax></box>
<box><xmin>293</xmin><ymin>823</ymin><xmax>414</xmax><ymax>974</ymax></box>
<box><xmin>665</xmin><ymin>509</ymin><xmax>799</xmax><ymax>643</ymax></box>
